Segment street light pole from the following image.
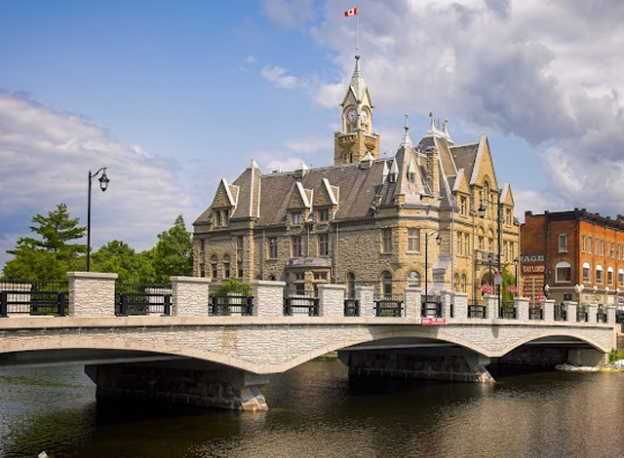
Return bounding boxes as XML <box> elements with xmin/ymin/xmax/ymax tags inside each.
<box><xmin>479</xmin><ymin>191</ymin><xmax>503</xmax><ymax>311</ymax></box>
<box><xmin>87</xmin><ymin>167</ymin><xmax>110</xmax><ymax>271</ymax></box>
<box><xmin>424</xmin><ymin>231</ymin><xmax>442</xmax><ymax>304</ymax></box>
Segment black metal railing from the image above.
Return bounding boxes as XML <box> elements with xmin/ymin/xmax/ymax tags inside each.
<box><xmin>284</xmin><ymin>290</ymin><xmax>319</xmax><ymax>316</ymax></box>
<box><xmin>468</xmin><ymin>300</ymin><xmax>486</xmax><ymax>318</ymax></box>
<box><xmin>421</xmin><ymin>296</ymin><xmax>441</xmax><ymax>318</ymax></box>
<box><xmin>577</xmin><ymin>307</ymin><xmax>588</xmax><ymax>322</ymax></box>
<box><xmin>374</xmin><ymin>296</ymin><xmax>403</xmax><ymax>317</ymax></box>
<box><xmin>597</xmin><ymin>307</ymin><xmax>608</xmax><ymax>323</ymax></box>
<box><xmin>115</xmin><ymin>283</ymin><xmax>172</xmax><ymax>316</ymax></box>
<box><xmin>529</xmin><ymin>304</ymin><xmax>543</xmax><ymax>320</ymax></box>
<box><xmin>0</xmin><ymin>280</ymin><xmax>68</xmax><ymax>317</ymax></box>
<box><xmin>499</xmin><ymin>301</ymin><xmax>516</xmax><ymax>319</ymax></box>
<box><xmin>554</xmin><ymin>304</ymin><xmax>567</xmax><ymax>321</ymax></box>
<box><xmin>210</xmin><ymin>294</ymin><xmax>253</xmax><ymax>316</ymax></box>
<box><xmin>344</xmin><ymin>299</ymin><xmax>360</xmax><ymax>317</ymax></box>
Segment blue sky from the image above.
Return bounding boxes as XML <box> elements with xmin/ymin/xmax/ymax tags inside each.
<box><xmin>1</xmin><ymin>0</ymin><xmax>624</xmax><ymax>270</ymax></box>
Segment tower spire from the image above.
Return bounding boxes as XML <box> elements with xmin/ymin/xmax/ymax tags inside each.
<box><xmin>400</xmin><ymin>113</ymin><xmax>413</xmax><ymax>147</ymax></box>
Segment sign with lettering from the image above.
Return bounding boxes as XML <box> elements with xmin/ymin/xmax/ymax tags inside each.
<box><xmin>521</xmin><ymin>264</ymin><xmax>545</xmax><ymax>276</ymax></box>
<box><xmin>421</xmin><ymin>317</ymin><xmax>446</xmax><ymax>325</ymax></box>
<box><xmin>520</xmin><ymin>255</ymin><xmax>545</xmax><ymax>263</ymax></box>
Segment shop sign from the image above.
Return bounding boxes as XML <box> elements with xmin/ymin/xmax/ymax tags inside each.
<box><xmin>520</xmin><ymin>255</ymin><xmax>545</xmax><ymax>263</ymax></box>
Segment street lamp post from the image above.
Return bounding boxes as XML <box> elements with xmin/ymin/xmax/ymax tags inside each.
<box><xmin>87</xmin><ymin>167</ymin><xmax>110</xmax><ymax>271</ymax></box>
<box><xmin>478</xmin><ymin>192</ymin><xmax>503</xmax><ymax>312</ymax></box>
<box><xmin>423</xmin><ymin>231</ymin><xmax>442</xmax><ymax>305</ymax></box>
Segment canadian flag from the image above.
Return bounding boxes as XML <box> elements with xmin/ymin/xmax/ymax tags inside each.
<box><xmin>344</xmin><ymin>8</ymin><xmax>357</xmax><ymax>17</ymax></box>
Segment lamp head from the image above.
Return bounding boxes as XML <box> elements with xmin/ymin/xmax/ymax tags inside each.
<box><xmin>436</xmin><ymin>234</ymin><xmax>442</xmax><ymax>246</ymax></box>
<box><xmin>478</xmin><ymin>202</ymin><xmax>486</xmax><ymax>219</ymax></box>
<box><xmin>99</xmin><ymin>168</ymin><xmax>109</xmax><ymax>192</ymax></box>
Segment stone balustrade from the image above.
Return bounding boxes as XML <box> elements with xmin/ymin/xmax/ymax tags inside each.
<box><xmin>0</xmin><ymin>273</ymin><xmax>618</xmax><ymax>325</ymax></box>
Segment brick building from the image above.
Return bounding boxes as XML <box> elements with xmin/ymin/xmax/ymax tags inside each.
<box><xmin>521</xmin><ymin>209</ymin><xmax>624</xmax><ymax>307</ymax></box>
<box><xmin>193</xmin><ymin>54</ymin><xmax>520</xmax><ymax>299</ymax></box>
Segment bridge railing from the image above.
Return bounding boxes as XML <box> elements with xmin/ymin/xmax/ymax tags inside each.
<box><xmin>499</xmin><ymin>301</ymin><xmax>516</xmax><ymax>319</ymax></box>
<box><xmin>375</xmin><ymin>295</ymin><xmax>404</xmax><ymax>317</ymax></box>
<box><xmin>421</xmin><ymin>296</ymin><xmax>441</xmax><ymax>318</ymax></box>
<box><xmin>0</xmin><ymin>280</ymin><xmax>68</xmax><ymax>317</ymax></box>
<box><xmin>344</xmin><ymin>299</ymin><xmax>360</xmax><ymax>317</ymax></box>
<box><xmin>554</xmin><ymin>304</ymin><xmax>567</xmax><ymax>321</ymax></box>
<box><xmin>284</xmin><ymin>290</ymin><xmax>319</xmax><ymax>316</ymax></box>
<box><xmin>529</xmin><ymin>304</ymin><xmax>543</xmax><ymax>320</ymax></box>
<box><xmin>468</xmin><ymin>300</ymin><xmax>486</xmax><ymax>318</ymax></box>
<box><xmin>210</xmin><ymin>294</ymin><xmax>253</xmax><ymax>316</ymax></box>
<box><xmin>115</xmin><ymin>283</ymin><xmax>172</xmax><ymax>316</ymax></box>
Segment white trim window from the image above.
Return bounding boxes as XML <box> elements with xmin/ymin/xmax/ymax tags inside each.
<box><xmin>555</xmin><ymin>261</ymin><xmax>571</xmax><ymax>283</ymax></box>
<box><xmin>558</xmin><ymin>234</ymin><xmax>568</xmax><ymax>253</ymax></box>
<box><xmin>583</xmin><ymin>262</ymin><xmax>591</xmax><ymax>283</ymax></box>
<box><xmin>619</xmin><ymin>268</ymin><xmax>624</xmax><ymax>287</ymax></box>
<box><xmin>596</xmin><ymin>264</ymin><xmax>603</xmax><ymax>284</ymax></box>
<box><xmin>608</xmin><ymin>266</ymin><xmax>614</xmax><ymax>286</ymax></box>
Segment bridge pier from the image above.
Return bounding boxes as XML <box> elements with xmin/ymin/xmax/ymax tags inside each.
<box><xmin>338</xmin><ymin>348</ymin><xmax>494</xmax><ymax>383</ymax></box>
<box><xmin>85</xmin><ymin>360</ymin><xmax>270</xmax><ymax>411</ymax></box>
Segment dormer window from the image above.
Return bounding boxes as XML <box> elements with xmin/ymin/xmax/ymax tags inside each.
<box><xmin>223</xmin><ymin>210</ymin><xmax>229</xmax><ymax>226</ymax></box>
<box><xmin>215</xmin><ymin>211</ymin><xmax>222</xmax><ymax>227</ymax></box>
<box><xmin>318</xmin><ymin>209</ymin><xmax>329</xmax><ymax>222</ymax></box>
<box><xmin>292</xmin><ymin>213</ymin><xmax>303</xmax><ymax>224</ymax></box>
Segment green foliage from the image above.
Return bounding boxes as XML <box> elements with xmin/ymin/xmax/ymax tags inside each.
<box><xmin>91</xmin><ymin>240</ymin><xmax>154</xmax><ymax>283</ymax></box>
<box><xmin>608</xmin><ymin>349</ymin><xmax>624</xmax><ymax>364</ymax></box>
<box><xmin>151</xmin><ymin>215</ymin><xmax>193</xmax><ymax>284</ymax></box>
<box><xmin>214</xmin><ymin>277</ymin><xmax>252</xmax><ymax>296</ymax></box>
<box><xmin>2</xmin><ymin>204</ymin><xmax>86</xmax><ymax>280</ymax></box>
<box><xmin>501</xmin><ymin>263</ymin><xmax>517</xmax><ymax>301</ymax></box>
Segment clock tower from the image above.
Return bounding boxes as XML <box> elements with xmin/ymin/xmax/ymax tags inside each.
<box><xmin>334</xmin><ymin>55</ymin><xmax>380</xmax><ymax>165</ymax></box>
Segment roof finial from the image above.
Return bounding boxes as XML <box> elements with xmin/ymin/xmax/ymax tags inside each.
<box><xmin>400</xmin><ymin>112</ymin><xmax>413</xmax><ymax>147</ymax></box>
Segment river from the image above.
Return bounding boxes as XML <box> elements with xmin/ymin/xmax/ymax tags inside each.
<box><xmin>1</xmin><ymin>360</ymin><xmax>623</xmax><ymax>458</ymax></box>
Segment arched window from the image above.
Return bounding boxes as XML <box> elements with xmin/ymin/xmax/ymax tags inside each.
<box><xmin>382</xmin><ymin>271</ymin><xmax>393</xmax><ymax>298</ymax></box>
<box><xmin>461</xmin><ymin>274</ymin><xmax>468</xmax><ymax>293</ymax></box>
<box><xmin>619</xmin><ymin>268</ymin><xmax>624</xmax><ymax>287</ymax></box>
<box><xmin>454</xmin><ymin>273</ymin><xmax>460</xmax><ymax>289</ymax></box>
<box><xmin>408</xmin><ymin>271</ymin><xmax>420</xmax><ymax>288</ymax></box>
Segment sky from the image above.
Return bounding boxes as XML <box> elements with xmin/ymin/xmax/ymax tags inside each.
<box><xmin>1</xmin><ymin>0</ymin><xmax>624</xmax><ymax>271</ymax></box>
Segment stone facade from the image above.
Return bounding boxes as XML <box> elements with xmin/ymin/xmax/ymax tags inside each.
<box><xmin>193</xmin><ymin>53</ymin><xmax>520</xmax><ymax>301</ymax></box>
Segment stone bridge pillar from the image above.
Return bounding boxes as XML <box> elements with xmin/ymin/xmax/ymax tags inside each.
<box><xmin>439</xmin><ymin>290</ymin><xmax>453</xmax><ymax>319</ymax></box>
<box><xmin>484</xmin><ymin>294</ymin><xmax>498</xmax><ymax>319</ymax></box>
<box><xmin>355</xmin><ymin>286</ymin><xmax>375</xmax><ymax>317</ymax></box>
<box><xmin>607</xmin><ymin>306</ymin><xmax>616</xmax><ymax>324</ymax></box>
<box><xmin>317</xmin><ymin>284</ymin><xmax>345</xmax><ymax>317</ymax></box>
<box><xmin>587</xmin><ymin>304</ymin><xmax>598</xmax><ymax>323</ymax></box>
<box><xmin>453</xmin><ymin>292</ymin><xmax>468</xmax><ymax>319</ymax></box>
<box><xmin>542</xmin><ymin>299</ymin><xmax>555</xmax><ymax>322</ymax></box>
<box><xmin>170</xmin><ymin>276</ymin><xmax>211</xmax><ymax>316</ymax></box>
<box><xmin>564</xmin><ymin>301</ymin><xmax>578</xmax><ymax>322</ymax></box>
<box><xmin>252</xmin><ymin>280</ymin><xmax>286</xmax><ymax>317</ymax></box>
<box><xmin>516</xmin><ymin>297</ymin><xmax>530</xmax><ymax>320</ymax></box>
<box><xmin>404</xmin><ymin>287</ymin><xmax>422</xmax><ymax>319</ymax></box>
<box><xmin>86</xmin><ymin>361</ymin><xmax>270</xmax><ymax>412</ymax></box>
<box><xmin>67</xmin><ymin>272</ymin><xmax>118</xmax><ymax>317</ymax></box>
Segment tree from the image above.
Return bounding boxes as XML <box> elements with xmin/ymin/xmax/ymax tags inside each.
<box><xmin>91</xmin><ymin>240</ymin><xmax>154</xmax><ymax>284</ymax></box>
<box><xmin>2</xmin><ymin>203</ymin><xmax>86</xmax><ymax>280</ymax></box>
<box><xmin>151</xmin><ymin>215</ymin><xmax>193</xmax><ymax>284</ymax></box>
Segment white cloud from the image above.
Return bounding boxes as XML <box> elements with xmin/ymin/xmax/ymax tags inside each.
<box><xmin>267</xmin><ymin>0</ymin><xmax>624</xmax><ymax>217</ymax></box>
<box><xmin>0</xmin><ymin>91</ymin><xmax>200</xmax><ymax>270</ymax></box>
<box><xmin>260</xmin><ymin>65</ymin><xmax>302</xmax><ymax>89</ymax></box>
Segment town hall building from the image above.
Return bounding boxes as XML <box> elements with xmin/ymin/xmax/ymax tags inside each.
<box><xmin>193</xmin><ymin>54</ymin><xmax>520</xmax><ymax>300</ymax></box>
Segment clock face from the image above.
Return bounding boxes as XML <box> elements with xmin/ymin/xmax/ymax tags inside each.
<box><xmin>347</xmin><ymin>109</ymin><xmax>357</xmax><ymax>123</ymax></box>
<box><xmin>360</xmin><ymin>111</ymin><xmax>368</xmax><ymax>123</ymax></box>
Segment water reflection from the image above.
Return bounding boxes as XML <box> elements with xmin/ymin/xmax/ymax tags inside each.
<box><xmin>1</xmin><ymin>362</ymin><xmax>624</xmax><ymax>458</ymax></box>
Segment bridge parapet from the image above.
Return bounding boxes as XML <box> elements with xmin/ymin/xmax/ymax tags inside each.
<box><xmin>67</xmin><ymin>272</ymin><xmax>117</xmax><ymax>317</ymax></box>
<box><xmin>171</xmin><ymin>276</ymin><xmax>211</xmax><ymax>317</ymax></box>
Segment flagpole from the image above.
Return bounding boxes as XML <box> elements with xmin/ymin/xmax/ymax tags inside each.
<box><xmin>356</xmin><ymin>4</ymin><xmax>360</xmax><ymax>57</ymax></box>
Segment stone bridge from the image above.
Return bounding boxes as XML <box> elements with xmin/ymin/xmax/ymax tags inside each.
<box><xmin>0</xmin><ymin>273</ymin><xmax>618</xmax><ymax>411</ymax></box>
